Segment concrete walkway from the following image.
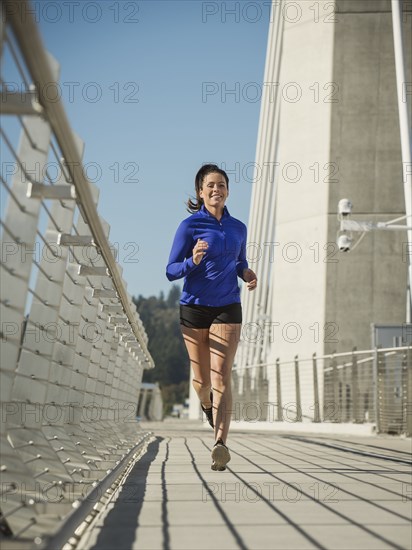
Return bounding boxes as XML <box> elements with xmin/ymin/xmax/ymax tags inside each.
<box><xmin>79</xmin><ymin>419</ymin><xmax>412</xmax><ymax>550</ymax></box>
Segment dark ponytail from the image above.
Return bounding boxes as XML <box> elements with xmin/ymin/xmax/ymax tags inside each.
<box><xmin>186</xmin><ymin>164</ymin><xmax>229</xmax><ymax>213</ymax></box>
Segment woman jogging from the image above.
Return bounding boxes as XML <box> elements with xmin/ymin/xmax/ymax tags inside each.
<box><xmin>166</xmin><ymin>164</ymin><xmax>257</xmax><ymax>471</ymax></box>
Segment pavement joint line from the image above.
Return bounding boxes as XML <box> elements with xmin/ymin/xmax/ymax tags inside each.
<box><xmin>231</xmin><ymin>438</ymin><xmax>409</xmax><ymax>548</ymax></box>
<box><xmin>282</xmin><ymin>436</ymin><xmax>412</xmax><ymax>465</ymax></box>
<box><xmin>239</xmin><ymin>435</ymin><xmax>412</xmax><ymax>516</ymax></box>
<box><xmin>253</xmin><ymin>435</ymin><xmax>411</xmax><ymax>485</ymax></box>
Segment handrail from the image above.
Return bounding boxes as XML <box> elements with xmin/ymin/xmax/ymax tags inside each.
<box><xmin>234</xmin><ymin>345</ymin><xmax>412</xmax><ymax>369</ymax></box>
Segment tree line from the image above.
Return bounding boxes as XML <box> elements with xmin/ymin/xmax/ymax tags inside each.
<box><xmin>133</xmin><ymin>284</ymin><xmax>189</xmax><ymax>416</ymax></box>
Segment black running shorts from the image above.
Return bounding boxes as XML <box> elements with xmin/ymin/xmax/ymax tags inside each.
<box><xmin>179</xmin><ymin>302</ymin><xmax>242</xmax><ymax>329</ymax></box>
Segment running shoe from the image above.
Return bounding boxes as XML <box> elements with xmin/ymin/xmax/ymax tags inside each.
<box><xmin>211</xmin><ymin>438</ymin><xmax>230</xmax><ymax>471</ymax></box>
<box><xmin>201</xmin><ymin>391</ymin><xmax>214</xmax><ymax>428</ymax></box>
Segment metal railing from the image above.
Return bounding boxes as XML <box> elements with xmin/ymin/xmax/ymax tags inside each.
<box><xmin>232</xmin><ymin>346</ymin><xmax>412</xmax><ymax>436</ymax></box>
<box><xmin>0</xmin><ymin>1</ymin><xmax>157</xmax><ymax>545</ymax></box>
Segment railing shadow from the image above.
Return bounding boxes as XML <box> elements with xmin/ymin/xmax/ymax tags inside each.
<box><xmin>89</xmin><ymin>436</ymin><xmax>164</xmax><ymax>550</ymax></box>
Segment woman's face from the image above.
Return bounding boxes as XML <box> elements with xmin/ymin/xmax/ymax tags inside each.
<box><xmin>199</xmin><ymin>172</ymin><xmax>229</xmax><ymax>209</ymax></box>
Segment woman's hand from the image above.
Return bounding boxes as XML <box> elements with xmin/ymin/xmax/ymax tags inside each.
<box><xmin>192</xmin><ymin>238</ymin><xmax>208</xmax><ymax>265</ymax></box>
<box><xmin>242</xmin><ymin>268</ymin><xmax>257</xmax><ymax>291</ymax></box>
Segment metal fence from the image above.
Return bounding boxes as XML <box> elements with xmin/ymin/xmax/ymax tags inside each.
<box><xmin>0</xmin><ymin>1</ymin><xmax>157</xmax><ymax>544</ymax></box>
<box><xmin>232</xmin><ymin>346</ymin><xmax>412</xmax><ymax>436</ymax></box>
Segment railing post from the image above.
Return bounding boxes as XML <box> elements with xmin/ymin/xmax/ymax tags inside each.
<box><xmin>403</xmin><ymin>347</ymin><xmax>412</xmax><ymax>437</ymax></box>
<box><xmin>276</xmin><ymin>358</ymin><xmax>282</xmax><ymax>421</ymax></box>
<box><xmin>373</xmin><ymin>347</ymin><xmax>381</xmax><ymax>433</ymax></box>
<box><xmin>312</xmin><ymin>353</ymin><xmax>320</xmax><ymax>422</ymax></box>
<box><xmin>377</xmin><ymin>347</ymin><xmax>388</xmax><ymax>433</ymax></box>
<box><xmin>351</xmin><ymin>347</ymin><xmax>361</xmax><ymax>423</ymax></box>
<box><xmin>372</xmin><ymin>347</ymin><xmax>378</xmax><ymax>429</ymax></box>
<box><xmin>294</xmin><ymin>355</ymin><xmax>302</xmax><ymax>422</ymax></box>
<box><xmin>331</xmin><ymin>352</ymin><xmax>340</xmax><ymax>422</ymax></box>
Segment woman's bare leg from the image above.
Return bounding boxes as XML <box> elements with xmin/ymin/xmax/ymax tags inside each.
<box><xmin>209</xmin><ymin>323</ymin><xmax>241</xmax><ymax>443</ymax></box>
<box><xmin>181</xmin><ymin>326</ymin><xmax>212</xmax><ymax>408</ymax></box>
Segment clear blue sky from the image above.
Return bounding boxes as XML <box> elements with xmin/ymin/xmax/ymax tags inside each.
<box><xmin>5</xmin><ymin>1</ymin><xmax>270</xmax><ymax>300</ymax></box>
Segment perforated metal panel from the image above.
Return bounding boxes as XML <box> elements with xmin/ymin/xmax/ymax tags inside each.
<box><xmin>0</xmin><ymin>4</ymin><xmax>156</xmax><ymax>542</ymax></box>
